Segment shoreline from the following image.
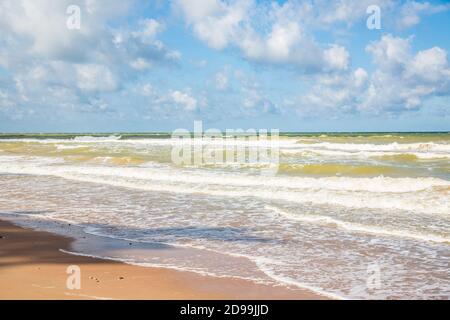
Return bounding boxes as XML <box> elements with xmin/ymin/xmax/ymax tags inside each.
<box><xmin>0</xmin><ymin>219</ymin><xmax>325</xmax><ymax>300</ymax></box>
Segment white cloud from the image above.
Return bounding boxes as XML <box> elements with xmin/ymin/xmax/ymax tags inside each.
<box><xmin>296</xmin><ymin>34</ymin><xmax>450</xmax><ymax>115</ymax></box>
<box><xmin>0</xmin><ymin>0</ymin><xmax>131</xmax><ymax>63</ymax></box>
<box><xmin>242</xmin><ymin>86</ymin><xmax>261</xmax><ymax>108</ymax></box>
<box><xmin>174</xmin><ymin>0</ymin><xmax>350</xmax><ymax>72</ymax></box>
<box><xmin>236</xmin><ymin>72</ymin><xmax>280</xmax><ymax>114</ymax></box>
<box><xmin>215</xmin><ymin>72</ymin><xmax>229</xmax><ymax>90</ymax></box>
<box><xmin>0</xmin><ymin>89</ymin><xmax>14</xmax><ymax>110</ymax></box>
<box><xmin>353</xmin><ymin>68</ymin><xmax>369</xmax><ymax>88</ymax></box>
<box><xmin>315</xmin><ymin>0</ymin><xmax>449</xmax><ymax>30</ymax></box>
<box><xmin>174</xmin><ymin>0</ymin><xmax>250</xmax><ymax>49</ymax></box>
<box><xmin>295</xmin><ymin>70</ymin><xmax>368</xmax><ymax>115</ymax></box>
<box><xmin>0</xmin><ymin>0</ymin><xmax>179</xmax><ymax>117</ymax></box>
<box><xmin>135</xmin><ymin>19</ymin><xmax>164</xmax><ymax>41</ymax></box>
<box><xmin>130</xmin><ymin>58</ymin><xmax>152</xmax><ymax>71</ymax></box>
<box><xmin>408</xmin><ymin>47</ymin><xmax>450</xmax><ymax>82</ymax></box>
<box><xmin>366</xmin><ymin>34</ymin><xmax>411</xmax><ymax>71</ymax></box>
<box><xmin>323</xmin><ymin>45</ymin><xmax>350</xmax><ymax>71</ymax></box>
<box><xmin>398</xmin><ymin>1</ymin><xmax>450</xmax><ymax>28</ymax></box>
<box><xmin>363</xmin><ymin>35</ymin><xmax>450</xmax><ymax>111</ymax></box>
<box><xmin>175</xmin><ymin>0</ymin><xmax>223</xmax><ymax>22</ymax></box>
<box><xmin>317</xmin><ymin>0</ymin><xmax>384</xmax><ymax>26</ymax></box>
<box><xmin>76</xmin><ymin>64</ymin><xmax>118</xmax><ymax>92</ymax></box>
<box><xmin>174</xmin><ymin>0</ymin><xmax>449</xmax><ymax>75</ymax></box>
<box><xmin>171</xmin><ymin>90</ymin><xmax>198</xmax><ymax>111</ymax></box>
<box><xmin>265</xmin><ymin>22</ymin><xmax>302</xmax><ymax>61</ymax></box>
<box><xmin>141</xmin><ymin>84</ymin><xmax>154</xmax><ymax>96</ymax></box>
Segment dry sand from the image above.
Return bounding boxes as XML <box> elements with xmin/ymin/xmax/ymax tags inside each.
<box><xmin>0</xmin><ymin>219</ymin><xmax>324</xmax><ymax>300</ymax></box>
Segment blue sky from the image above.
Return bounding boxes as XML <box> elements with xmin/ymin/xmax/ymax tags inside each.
<box><xmin>0</xmin><ymin>0</ymin><xmax>449</xmax><ymax>132</ymax></box>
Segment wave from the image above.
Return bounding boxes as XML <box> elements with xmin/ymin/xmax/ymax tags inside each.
<box><xmin>282</xmin><ymin>148</ymin><xmax>450</xmax><ymax>160</ymax></box>
<box><xmin>1</xmin><ymin>156</ymin><xmax>448</xmax><ymax>192</ymax></box>
<box><xmin>72</xmin><ymin>135</ymin><xmax>122</xmax><ymax>142</ymax></box>
<box><xmin>0</xmin><ymin>157</ymin><xmax>448</xmax><ymax>214</ymax></box>
<box><xmin>59</xmin><ymin>247</ymin><xmax>340</xmax><ymax>299</ymax></box>
<box><xmin>0</xmin><ymin>136</ymin><xmax>289</xmax><ymax>147</ymax></box>
<box><xmin>2</xmin><ymin>138</ymin><xmax>449</xmax><ymax>159</ymax></box>
<box><xmin>266</xmin><ymin>206</ymin><xmax>450</xmax><ymax>244</ymax></box>
<box><xmin>55</xmin><ymin>144</ymin><xmax>90</xmax><ymax>150</ymax></box>
<box><xmin>291</xmin><ymin>141</ymin><xmax>450</xmax><ymax>152</ymax></box>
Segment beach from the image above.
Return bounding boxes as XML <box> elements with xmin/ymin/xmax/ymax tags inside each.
<box><xmin>0</xmin><ymin>219</ymin><xmax>321</xmax><ymax>300</ymax></box>
<box><xmin>1</xmin><ymin>0</ymin><xmax>449</xmax><ymax>303</ymax></box>
<box><xmin>0</xmin><ymin>133</ymin><xmax>449</xmax><ymax>299</ymax></box>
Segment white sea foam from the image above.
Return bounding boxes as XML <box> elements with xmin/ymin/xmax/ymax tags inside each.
<box><xmin>1</xmin><ymin>156</ymin><xmax>448</xmax><ymax>192</ymax></box>
<box><xmin>289</xmin><ymin>141</ymin><xmax>450</xmax><ymax>153</ymax></box>
<box><xmin>0</xmin><ymin>157</ymin><xmax>448</xmax><ymax>214</ymax></box>
<box><xmin>3</xmin><ymin>137</ymin><xmax>449</xmax><ymax>160</ymax></box>
<box><xmin>266</xmin><ymin>206</ymin><xmax>450</xmax><ymax>243</ymax></box>
<box><xmin>73</xmin><ymin>135</ymin><xmax>122</xmax><ymax>142</ymax></box>
<box><xmin>55</xmin><ymin>144</ymin><xmax>88</xmax><ymax>150</ymax></box>
<box><xmin>282</xmin><ymin>148</ymin><xmax>450</xmax><ymax>159</ymax></box>
<box><xmin>59</xmin><ymin>249</ymin><xmax>273</xmax><ymax>285</ymax></box>
<box><xmin>253</xmin><ymin>260</ymin><xmax>346</xmax><ymax>300</ymax></box>
<box><xmin>60</xmin><ymin>246</ymin><xmax>341</xmax><ymax>299</ymax></box>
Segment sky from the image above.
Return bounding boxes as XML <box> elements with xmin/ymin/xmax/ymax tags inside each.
<box><xmin>0</xmin><ymin>0</ymin><xmax>449</xmax><ymax>132</ymax></box>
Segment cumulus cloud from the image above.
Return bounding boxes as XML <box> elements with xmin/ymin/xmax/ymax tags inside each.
<box><xmin>174</xmin><ymin>0</ymin><xmax>350</xmax><ymax>72</ymax></box>
<box><xmin>363</xmin><ymin>35</ymin><xmax>450</xmax><ymax>111</ymax></box>
<box><xmin>171</xmin><ymin>90</ymin><xmax>198</xmax><ymax>111</ymax></box>
<box><xmin>323</xmin><ymin>45</ymin><xmax>350</xmax><ymax>71</ymax></box>
<box><xmin>0</xmin><ymin>0</ymin><xmax>130</xmax><ymax>64</ymax></box>
<box><xmin>76</xmin><ymin>64</ymin><xmax>118</xmax><ymax>92</ymax></box>
<box><xmin>353</xmin><ymin>68</ymin><xmax>369</xmax><ymax>87</ymax></box>
<box><xmin>398</xmin><ymin>1</ymin><xmax>450</xmax><ymax>28</ymax></box>
<box><xmin>174</xmin><ymin>0</ymin><xmax>250</xmax><ymax>49</ymax></box>
<box><xmin>295</xmin><ymin>34</ymin><xmax>450</xmax><ymax>115</ymax></box>
<box><xmin>295</xmin><ymin>68</ymin><xmax>369</xmax><ymax>115</ymax></box>
<box><xmin>235</xmin><ymin>71</ymin><xmax>281</xmax><ymax>115</ymax></box>
<box><xmin>134</xmin><ymin>19</ymin><xmax>164</xmax><ymax>41</ymax></box>
<box><xmin>174</xmin><ymin>0</ymin><xmax>449</xmax><ymax>73</ymax></box>
<box><xmin>314</xmin><ymin>0</ymin><xmax>449</xmax><ymax>30</ymax></box>
<box><xmin>0</xmin><ymin>0</ymin><xmax>179</xmax><ymax>116</ymax></box>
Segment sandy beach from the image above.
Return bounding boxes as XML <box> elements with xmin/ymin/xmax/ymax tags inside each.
<box><xmin>0</xmin><ymin>219</ymin><xmax>323</xmax><ymax>300</ymax></box>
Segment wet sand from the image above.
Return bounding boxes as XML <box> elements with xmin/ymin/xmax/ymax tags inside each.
<box><xmin>0</xmin><ymin>219</ymin><xmax>324</xmax><ymax>300</ymax></box>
